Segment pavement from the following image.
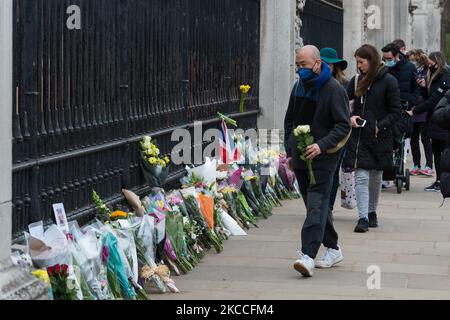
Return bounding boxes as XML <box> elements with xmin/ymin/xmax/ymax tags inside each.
<box><xmin>153</xmin><ymin>172</ymin><xmax>450</xmax><ymax>300</ymax></box>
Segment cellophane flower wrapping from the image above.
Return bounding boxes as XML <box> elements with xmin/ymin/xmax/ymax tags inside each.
<box><xmin>74</xmin><ymin>223</ymin><xmax>113</xmax><ymax>300</ymax></box>
<box><xmin>102</xmin><ymin>230</ymin><xmax>136</xmax><ymax>300</ymax></box>
<box><xmin>26</xmin><ymin>222</ymin><xmax>84</xmax><ymax>300</ymax></box>
<box><xmin>185</xmin><ymin>157</ymin><xmax>218</xmax><ymax>190</ymax></box>
<box><xmin>135</xmin><ymin>215</ymin><xmax>168</xmax><ymax>294</ymax></box>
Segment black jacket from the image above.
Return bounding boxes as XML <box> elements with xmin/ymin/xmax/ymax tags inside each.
<box><xmin>413</xmin><ymin>68</ymin><xmax>450</xmax><ymax>141</ymax></box>
<box><xmin>343</xmin><ymin>67</ymin><xmax>402</xmax><ymax>171</ymax></box>
<box><xmin>284</xmin><ymin>77</ymin><xmax>351</xmax><ymax>171</ymax></box>
<box><xmin>432</xmin><ymin>91</ymin><xmax>450</xmax><ymax>144</ymax></box>
<box><xmin>387</xmin><ymin>54</ymin><xmax>420</xmax><ymax>107</ymax></box>
<box><xmin>433</xmin><ymin>93</ymin><xmax>450</xmax><ymax>198</ymax></box>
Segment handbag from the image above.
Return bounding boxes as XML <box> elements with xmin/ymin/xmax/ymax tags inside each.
<box><xmin>341</xmin><ymin>166</ymin><xmax>357</xmax><ymax>210</ymax></box>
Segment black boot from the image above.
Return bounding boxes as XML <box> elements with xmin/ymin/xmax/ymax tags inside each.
<box><xmin>368</xmin><ymin>212</ymin><xmax>378</xmax><ymax>228</ymax></box>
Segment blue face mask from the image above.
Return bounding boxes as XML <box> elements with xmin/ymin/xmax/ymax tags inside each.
<box><xmin>385</xmin><ymin>60</ymin><xmax>397</xmax><ymax>68</ymax></box>
<box><xmin>298</xmin><ymin>68</ymin><xmax>315</xmax><ymax>80</ymax></box>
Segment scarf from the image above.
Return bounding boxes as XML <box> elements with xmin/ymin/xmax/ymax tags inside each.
<box><xmin>295</xmin><ymin>62</ymin><xmax>332</xmax><ymax>101</ymax></box>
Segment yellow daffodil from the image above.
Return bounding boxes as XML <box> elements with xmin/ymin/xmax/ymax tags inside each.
<box><xmin>240</xmin><ymin>85</ymin><xmax>251</xmax><ymax>94</ymax></box>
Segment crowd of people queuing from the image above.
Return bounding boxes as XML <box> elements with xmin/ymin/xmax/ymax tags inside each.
<box><xmin>284</xmin><ymin>40</ymin><xmax>450</xmax><ymax>277</ymax></box>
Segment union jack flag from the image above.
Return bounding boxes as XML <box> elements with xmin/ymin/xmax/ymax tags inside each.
<box><xmin>219</xmin><ymin>119</ymin><xmax>239</xmax><ymax>164</ymax></box>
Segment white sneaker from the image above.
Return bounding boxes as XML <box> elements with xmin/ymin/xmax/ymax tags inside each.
<box><xmin>315</xmin><ymin>247</ymin><xmax>344</xmax><ymax>269</ymax></box>
<box><xmin>293</xmin><ymin>253</ymin><xmax>315</xmax><ymax>277</ymax></box>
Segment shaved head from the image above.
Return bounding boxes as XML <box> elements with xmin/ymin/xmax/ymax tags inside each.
<box><xmin>295</xmin><ymin>45</ymin><xmax>322</xmax><ymax>75</ymax></box>
<box><xmin>299</xmin><ymin>45</ymin><xmax>321</xmax><ymax>60</ymax></box>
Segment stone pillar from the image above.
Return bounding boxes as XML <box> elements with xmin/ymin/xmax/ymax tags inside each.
<box><xmin>0</xmin><ymin>0</ymin><xmax>48</xmax><ymax>300</ymax></box>
<box><xmin>426</xmin><ymin>0</ymin><xmax>442</xmax><ymax>52</ymax></box>
<box><xmin>258</xmin><ymin>0</ymin><xmax>296</xmax><ymax>146</ymax></box>
<box><xmin>411</xmin><ymin>0</ymin><xmax>442</xmax><ymax>52</ymax></box>
<box><xmin>411</xmin><ymin>0</ymin><xmax>429</xmax><ymax>50</ymax></box>
<box><xmin>343</xmin><ymin>0</ymin><xmax>365</xmax><ymax>77</ymax></box>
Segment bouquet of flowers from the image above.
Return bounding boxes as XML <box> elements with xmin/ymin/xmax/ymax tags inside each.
<box><xmin>140</xmin><ymin>136</ymin><xmax>170</xmax><ymax>187</ymax></box>
<box><xmin>236</xmin><ymin>191</ymin><xmax>259</xmax><ymax>228</ymax></box>
<box><xmin>113</xmin><ymin>227</ymin><xmax>149</xmax><ymax>300</ymax></box>
<box><xmin>264</xmin><ymin>182</ymin><xmax>283</xmax><ymax>207</ymax></box>
<box><xmin>146</xmin><ymin>188</ymin><xmax>172</xmax><ymax>263</ymax></box>
<box><xmin>47</xmin><ymin>264</ymin><xmax>78</xmax><ymax>300</ymax></box>
<box><xmin>166</xmin><ymin>190</ymin><xmax>206</xmax><ymax>265</ymax></box>
<box><xmin>92</xmin><ymin>190</ymin><xmax>112</xmax><ymax>222</ymax></box>
<box><xmin>102</xmin><ymin>231</ymin><xmax>136</xmax><ymax>300</ymax></box>
<box><xmin>69</xmin><ymin>221</ymin><xmax>114</xmax><ymax>300</ymax></box>
<box><xmin>165</xmin><ymin>210</ymin><xmax>194</xmax><ymax>274</ymax></box>
<box><xmin>181</xmin><ymin>172</ymin><xmax>210</xmax><ymax>190</ymax></box>
<box><xmin>182</xmin><ymin>216</ymin><xmax>205</xmax><ymax>265</ymax></box>
<box><xmin>166</xmin><ymin>190</ymin><xmax>189</xmax><ymax>217</ymax></box>
<box><xmin>294</xmin><ymin>125</ymin><xmax>316</xmax><ymax>185</ymax></box>
<box><xmin>184</xmin><ymin>157</ymin><xmax>218</xmax><ymax>190</ymax></box>
<box><xmin>134</xmin><ymin>215</ymin><xmax>178</xmax><ymax>294</ymax></box>
<box><xmin>213</xmin><ymin>195</ymin><xmax>231</xmax><ymax>241</ymax></box>
<box><xmin>270</xmin><ymin>174</ymin><xmax>291</xmax><ymax>201</ymax></box>
<box><xmin>241</xmin><ymin>175</ymin><xmax>272</xmax><ymax>219</ymax></box>
<box><xmin>182</xmin><ymin>192</ymin><xmax>223</xmax><ymax>254</ymax></box>
<box><xmin>219</xmin><ymin>187</ymin><xmax>247</xmax><ymax>229</ymax></box>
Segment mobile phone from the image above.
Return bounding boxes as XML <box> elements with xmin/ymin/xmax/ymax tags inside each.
<box><xmin>356</xmin><ymin>118</ymin><xmax>367</xmax><ymax>128</ymax></box>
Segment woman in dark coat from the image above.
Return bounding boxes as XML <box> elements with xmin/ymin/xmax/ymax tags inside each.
<box><xmin>432</xmin><ymin>92</ymin><xmax>450</xmax><ymax>199</ymax></box>
<box><xmin>407</xmin><ymin>49</ymin><xmax>434</xmax><ymax>176</ymax></box>
<box><xmin>344</xmin><ymin>44</ymin><xmax>402</xmax><ymax>233</ymax></box>
<box><xmin>409</xmin><ymin>51</ymin><xmax>450</xmax><ymax>192</ymax></box>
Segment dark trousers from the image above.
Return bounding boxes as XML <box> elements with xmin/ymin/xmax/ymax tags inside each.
<box><xmin>432</xmin><ymin>139</ymin><xmax>448</xmax><ymax>181</ymax></box>
<box><xmin>411</xmin><ymin>122</ymin><xmax>433</xmax><ymax>168</ymax></box>
<box><xmin>329</xmin><ymin>149</ymin><xmax>346</xmax><ymax>212</ymax></box>
<box><xmin>294</xmin><ymin>169</ymin><xmax>339</xmax><ymax>259</ymax></box>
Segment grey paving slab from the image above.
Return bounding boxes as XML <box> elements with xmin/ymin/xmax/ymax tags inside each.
<box><xmin>153</xmin><ymin>172</ymin><xmax>450</xmax><ymax>300</ymax></box>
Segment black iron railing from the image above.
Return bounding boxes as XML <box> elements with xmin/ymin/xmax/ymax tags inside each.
<box><xmin>301</xmin><ymin>0</ymin><xmax>344</xmax><ymax>55</ymax></box>
<box><xmin>12</xmin><ymin>0</ymin><xmax>261</xmax><ymax>239</ymax></box>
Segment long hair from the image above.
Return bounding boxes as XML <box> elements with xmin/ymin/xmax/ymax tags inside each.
<box><xmin>354</xmin><ymin>44</ymin><xmax>384</xmax><ymax>97</ymax></box>
<box><xmin>331</xmin><ymin>64</ymin><xmax>348</xmax><ymax>86</ymax></box>
<box><xmin>409</xmin><ymin>49</ymin><xmax>428</xmax><ymax>69</ymax></box>
<box><xmin>428</xmin><ymin>51</ymin><xmax>447</xmax><ymax>92</ymax></box>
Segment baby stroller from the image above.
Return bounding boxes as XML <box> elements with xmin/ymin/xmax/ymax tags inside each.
<box><xmin>382</xmin><ymin>100</ymin><xmax>411</xmax><ymax>194</ymax></box>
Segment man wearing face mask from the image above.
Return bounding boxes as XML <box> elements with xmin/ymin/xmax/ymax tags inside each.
<box><xmin>382</xmin><ymin>42</ymin><xmax>420</xmax><ymax>109</ymax></box>
<box><xmin>284</xmin><ymin>45</ymin><xmax>351</xmax><ymax>277</ymax></box>
<box><xmin>381</xmin><ymin>42</ymin><xmax>420</xmax><ymax>187</ymax></box>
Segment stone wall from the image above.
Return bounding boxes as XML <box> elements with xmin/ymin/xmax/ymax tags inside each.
<box><xmin>0</xmin><ymin>0</ymin><xmax>49</xmax><ymax>300</ymax></box>
<box><xmin>343</xmin><ymin>0</ymin><xmax>444</xmax><ymax>78</ymax></box>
